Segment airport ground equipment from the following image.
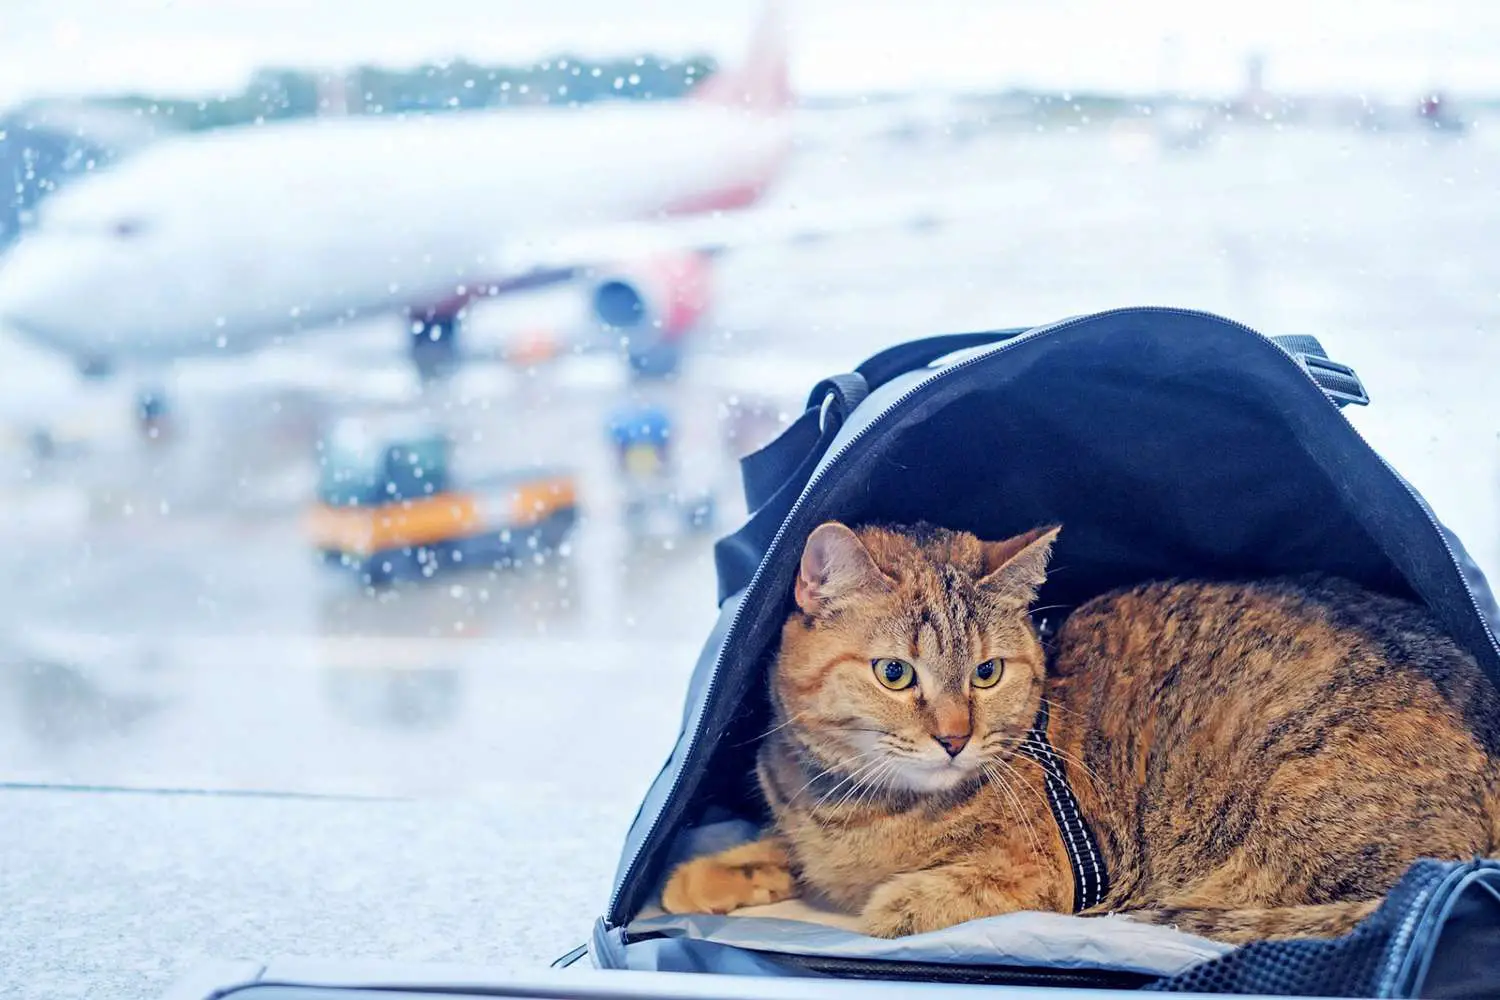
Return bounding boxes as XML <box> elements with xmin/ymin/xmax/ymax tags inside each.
<box><xmin>307</xmin><ymin>413</ymin><xmax>577</xmax><ymax>585</ymax></box>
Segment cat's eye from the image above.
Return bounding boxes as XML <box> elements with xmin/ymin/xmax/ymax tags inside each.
<box><xmin>872</xmin><ymin>658</ymin><xmax>916</xmax><ymax>690</ymax></box>
<box><xmin>972</xmin><ymin>659</ymin><xmax>1005</xmax><ymax>688</ymax></box>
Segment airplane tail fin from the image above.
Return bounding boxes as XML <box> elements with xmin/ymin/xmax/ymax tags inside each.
<box><xmin>693</xmin><ymin>1</ymin><xmax>791</xmax><ymax>113</ymax></box>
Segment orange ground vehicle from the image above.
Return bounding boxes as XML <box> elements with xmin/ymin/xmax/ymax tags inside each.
<box><xmin>306</xmin><ymin>415</ymin><xmax>578</xmax><ymax>585</ymax></box>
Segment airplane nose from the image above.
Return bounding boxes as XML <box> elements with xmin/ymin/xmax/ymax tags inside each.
<box><xmin>0</xmin><ymin>241</ymin><xmax>53</xmax><ymax>320</ymax></box>
<box><xmin>0</xmin><ymin>235</ymin><xmax>92</xmax><ymax>350</ymax></box>
<box><xmin>934</xmin><ymin>732</ymin><xmax>970</xmax><ymax>758</ymax></box>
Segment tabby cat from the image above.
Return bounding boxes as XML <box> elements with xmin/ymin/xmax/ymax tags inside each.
<box><xmin>660</xmin><ymin>521</ymin><xmax>1500</xmax><ymax>943</ymax></box>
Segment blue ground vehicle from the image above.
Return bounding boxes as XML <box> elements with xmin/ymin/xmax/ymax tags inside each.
<box><xmin>607</xmin><ymin>404</ymin><xmax>716</xmax><ymax>538</ymax></box>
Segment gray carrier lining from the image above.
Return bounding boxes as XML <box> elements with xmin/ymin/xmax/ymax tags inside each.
<box><xmin>627</xmin><ymin>910</ymin><xmax>1230</xmax><ymax>978</ymax></box>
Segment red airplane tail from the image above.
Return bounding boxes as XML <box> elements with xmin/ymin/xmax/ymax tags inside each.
<box><xmin>692</xmin><ymin>1</ymin><xmax>791</xmax><ymax>113</ymax></box>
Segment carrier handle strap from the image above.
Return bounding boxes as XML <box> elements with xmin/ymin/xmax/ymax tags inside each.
<box><xmin>851</xmin><ymin>330</ymin><xmax>1366</xmax><ymax>409</ymax></box>
<box><xmin>850</xmin><ymin>328</ymin><xmax>1034</xmax><ymax>396</ymax></box>
<box><xmin>740</xmin><ymin>330</ymin><xmax>1366</xmax><ymax>513</ymax></box>
<box><xmin>719</xmin><ymin>326</ymin><xmax>1368</xmax><ymax>604</ymax></box>
<box><xmin>1272</xmin><ymin>334</ymin><xmax>1370</xmax><ymax>407</ymax></box>
<box><xmin>722</xmin><ymin>328</ymin><xmax>1031</xmax><ymax>602</ymax></box>
<box><xmin>739</xmin><ymin>329</ymin><xmax>1031</xmax><ymax>513</ymax></box>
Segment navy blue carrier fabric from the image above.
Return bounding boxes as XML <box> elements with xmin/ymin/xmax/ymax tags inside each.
<box><xmin>606</xmin><ymin>308</ymin><xmax>1500</xmax><ymax>996</ymax></box>
<box><xmin>1148</xmin><ymin>859</ymin><xmax>1500</xmax><ymax>996</ymax></box>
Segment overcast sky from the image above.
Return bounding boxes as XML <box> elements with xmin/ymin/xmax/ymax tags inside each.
<box><xmin>1</xmin><ymin>0</ymin><xmax>1498</xmax><ymax>106</ymax></box>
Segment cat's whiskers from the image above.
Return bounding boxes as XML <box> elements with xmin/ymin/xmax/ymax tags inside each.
<box><xmin>976</xmin><ymin>735</ymin><xmax>1025</xmax><ymax>760</ymax></box>
<box><xmin>1036</xmin><ymin>744</ymin><xmax>1107</xmax><ymax>798</ymax></box>
<box><xmin>988</xmin><ymin>751</ymin><xmax>1054</xmax><ymax>822</ymax></box>
<box><xmin>854</xmin><ymin>757</ymin><xmax>901</xmax><ymax>813</ymax></box>
<box><xmin>812</xmin><ymin>753</ymin><xmax>892</xmax><ymax>812</ymax></box>
<box><xmin>738</xmin><ymin>709</ymin><xmax>810</xmax><ymax>745</ymax></box>
<box><xmin>994</xmin><ymin>732</ymin><xmax>1107</xmax><ymax>798</ymax></box>
<box><xmin>981</xmin><ymin>731</ymin><xmax>1106</xmax><ymax>800</ymax></box>
<box><xmin>790</xmin><ymin>748</ymin><xmax>878</xmax><ymax>804</ymax></box>
<box><xmin>836</xmin><ymin>756</ymin><xmax>898</xmax><ymax>814</ymax></box>
<box><xmin>1037</xmin><ymin>696</ymin><xmax>1089</xmax><ymax>722</ymax></box>
<box><xmin>978</xmin><ymin>761</ymin><xmax>1038</xmax><ymax>857</ymax></box>
<box><xmin>990</xmin><ymin>754</ymin><xmax>1056</xmax><ymax>860</ymax></box>
<box><xmin>981</xmin><ymin>761</ymin><xmax>1044</xmax><ymax>858</ymax></box>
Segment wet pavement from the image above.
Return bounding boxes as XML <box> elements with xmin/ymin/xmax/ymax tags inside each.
<box><xmin>2</xmin><ymin>120</ymin><xmax>1500</xmax><ymax>998</ymax></box>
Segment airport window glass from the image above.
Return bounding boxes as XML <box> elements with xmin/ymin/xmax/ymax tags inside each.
<box><xmin>0</xmin><ymin>2</ymin><xmax>1494</xmax><ymax>996</ymax></box>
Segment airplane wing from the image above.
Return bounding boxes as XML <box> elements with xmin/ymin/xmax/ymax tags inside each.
<box><xmin>491</xmin><ymin>180</ymin><xmax>1054</xmax><ymax>278</ymax></box>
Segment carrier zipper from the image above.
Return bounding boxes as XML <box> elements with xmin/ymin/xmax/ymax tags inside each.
<box><xmin>550</xmin><ymin>942</ymin><xmax>590</xmax><ymax>969</ymax></box>
<box><xmin>1376</xmin><ymin>861</ymin><xmax>1492</xmax><ymax>998</ymax></box>
<box><xmin>1378</xmin><ymin>874</ymin><xmax>1444</xmax><ymax>997</ymax></box>
<box><xmin>607</xmin><ymin>319</ymin><xmax>1046</xmax><ymax>920</ymax></box>
<box><xmin>1251</xmin><ymin>329</ymin><xmax>1500</xmax><ymax>668</ymax></box>
<box><xmin>608</xmin><ymin>307</ymin><xmax>1500</xmax><ymax>924</ymax></box>
<box><xmin>1224</xmin><ymin>311</ymin><xmax>1500</xmax><ymax>670</ymax></box>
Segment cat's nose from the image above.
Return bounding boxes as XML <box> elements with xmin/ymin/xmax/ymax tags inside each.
<box><xmin>934</xmin><ymin>733</ymin><xmax>970</xmax><ymax>757</ymax></box>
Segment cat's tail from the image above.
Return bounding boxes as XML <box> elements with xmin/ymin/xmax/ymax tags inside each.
<box><xmin>1115</xmin><ymin>899</ymin><xmax>1382</xmax><ymax>944</ymax></box>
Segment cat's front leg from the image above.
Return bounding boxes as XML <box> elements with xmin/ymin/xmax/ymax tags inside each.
<box><xmin>661</xmin><ymin>835</ymin><xmax>798</xmax><ymax>915</ymax></box>
<box><xmin>861</xmin><ymin>862</ymin><xmax>1059</xmax><ymax>938</ymax></box>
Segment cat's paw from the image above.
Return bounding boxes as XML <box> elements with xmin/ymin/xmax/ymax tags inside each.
<box><xmin>861</xmin><ymin>870</ymin><xmax>1023</xmax><ymax>938</ymax></box>
<box><xmin>861</xmin><ymin>874</ymin><xmax>947</xmax><ymax>938</ymax></box>
<box><xmin>660</xmin><ymin>852</ymin><xmax>796</xmax><ymax>915</ymax></box>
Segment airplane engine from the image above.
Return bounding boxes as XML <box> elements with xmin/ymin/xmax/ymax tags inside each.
<box><xmin>588</xmin><ymin>252</ymin><xmax>713</xmax><ymax>378</ymax></box>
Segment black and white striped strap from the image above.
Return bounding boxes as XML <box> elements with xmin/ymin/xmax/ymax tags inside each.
<box><xmin>1016</xmin><ymin>700</ymin><xmax>1110</xmax><ymax>912</ymax></box>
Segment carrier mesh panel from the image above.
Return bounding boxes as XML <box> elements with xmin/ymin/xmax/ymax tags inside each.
<box><xmin>1146</xmin><ymin>860</ymin><xmax>1451</xmax><ymax>996</ymax></box>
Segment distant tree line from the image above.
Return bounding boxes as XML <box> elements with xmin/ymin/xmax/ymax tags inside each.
<box><xmin>77</xmin><ymin>53</ymin><xmax>719</xmax><ymax>130</ymax></box>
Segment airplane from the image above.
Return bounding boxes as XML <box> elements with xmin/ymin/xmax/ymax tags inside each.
<box><xmin>0</xmin><ymin>2</ymin><xmax>794</xmax><ymax>417</ymax></box>
<box><xmin>0</xmin><ymin>0</ymin><xmax>1044</xmax><ymax>440</ymax></box>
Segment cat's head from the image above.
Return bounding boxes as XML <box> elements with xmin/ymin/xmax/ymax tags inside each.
<box><xmin>772</xmin><ymin>520</ymin><xmax>1059</xmax><ymax>797</ymax></box>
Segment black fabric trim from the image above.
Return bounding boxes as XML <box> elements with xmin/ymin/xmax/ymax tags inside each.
<box><xmin>758</xmin><ymin>951</ymin><xmax>1156</xmax><ymax>989</ymax></box>
<box><xmin>1015</xmin><ymin>700</ymin><xmax>1110</xmax><ymax>912</ymax></box>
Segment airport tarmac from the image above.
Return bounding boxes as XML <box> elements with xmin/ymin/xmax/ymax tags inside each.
<box><xmin>3</xmin><ymin>120</ymin><xmax>1500</xmax><ymax>997</ymax></box>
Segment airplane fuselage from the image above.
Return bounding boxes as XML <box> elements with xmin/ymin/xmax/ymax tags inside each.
<box><xmin>0</xmin><ymin>100</ymin><xmax>790</xmax><ymax>367</ymax></box>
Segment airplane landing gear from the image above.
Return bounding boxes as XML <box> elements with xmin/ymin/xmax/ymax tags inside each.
<box><xmin>624</xmin><ymin>336</ymin><xmax>684</xmax><ymax>380</ymax></box>
<box><xmin>410</xmin><ymin>311</ymin><xmax>460</xmax><ymax>381</ymax></box>
<box><xmin>136</xmin><ymin>386</ymin><xmax>173</xmax><ymax>442</ymax></box>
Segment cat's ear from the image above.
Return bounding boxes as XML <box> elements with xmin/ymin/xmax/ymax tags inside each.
<box><xmin>796</xmin><ymin>522</ymin><xmax>893</xmax><ymax>614</ymax></box>
<box><xmin>978</xmin><ymin>525</ymin><xmax>1061</xmax><ymax>604</ymax></box>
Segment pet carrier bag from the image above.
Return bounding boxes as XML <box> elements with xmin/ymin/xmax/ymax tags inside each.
<box><xmin>574</xmin><ymin>307</ymin><xmax>1500</xmax><ymax>997</ymax></box>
